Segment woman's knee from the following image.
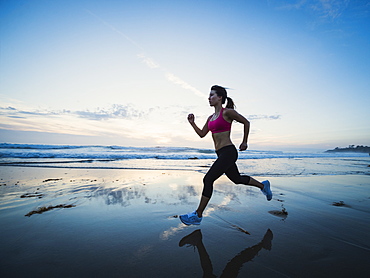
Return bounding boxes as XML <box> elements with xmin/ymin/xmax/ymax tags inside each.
<box><xmin>241</xmin><ymin>175</ymin><xmax>251</xmax><ymax>184</ymax></box>
<box><xmin>203</xmin><ymin>173</ymin><xmax>214</xmax><ymax>184</ymax></box>
<box><xmin>227</xmin><ymin>174</ymin><xmax>250</xmax><ymax>185</ymax></box>
<box><xmin>202</xmin><ymin>174</ymin><xmax>214</xmax><ymax>198</ymax></box>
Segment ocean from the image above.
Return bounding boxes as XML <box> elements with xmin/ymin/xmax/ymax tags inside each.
<box><xmin>0</xmin><ymin>143</ymin><xmax>369</xmax><ymax>177</ymax></box>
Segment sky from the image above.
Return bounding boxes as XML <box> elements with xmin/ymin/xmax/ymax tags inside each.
<box><xmin>0</xmin><ymin>0</ymin><xmax>369</xmax><ymax>151</ymax></box>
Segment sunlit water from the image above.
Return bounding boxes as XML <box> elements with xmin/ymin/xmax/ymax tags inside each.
<box><xmin>1</xmin><ymin>143</ymin><xmax>369</xmax><ymax>176</ymax></box>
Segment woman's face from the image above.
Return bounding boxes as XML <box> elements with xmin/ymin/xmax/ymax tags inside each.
<box><xmin>208</xmin><ymin>90</ymin><xmax>222</xmax><ymax>106</ymax></box>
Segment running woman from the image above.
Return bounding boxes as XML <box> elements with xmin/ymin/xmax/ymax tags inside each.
<box><xmin>179</xmin><ymin>85</ymin><xmax>272</xmax><ymax>225</ymax></box>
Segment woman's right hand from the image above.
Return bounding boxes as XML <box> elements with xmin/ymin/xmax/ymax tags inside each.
<box><xmin>187</xmin><ymin>113</ymin><xmax>195</xmax><ymax>124</ymax></box>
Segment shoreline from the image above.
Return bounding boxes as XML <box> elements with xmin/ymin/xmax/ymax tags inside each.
<box><xmin>1</xmin><ymin>154</ymin><xmax>369</xmax><ymax>177</ymax></box>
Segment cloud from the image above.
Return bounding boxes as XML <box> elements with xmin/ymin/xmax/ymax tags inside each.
<box><xmin>271</xmin><ymin>0</ymin><xmax>350</xmax><ymax>20</ymax></box>
<box><xmin>137</xmin><ymin>53</ymin><xmax>207</xmax><ymax>98</ymax></box>
<box><xmin>137</xmin><ymin>53</ymin><xmax>160</xmax><ymax>69</ymax></box>
<box><xmin>310</xmin><ymin>0</ymin><xmax>350</xmax><ymax>19</ymax></box>
<box><xmin>0</xmin><ymin>104</ymin><xmax>145</xmax><ymax>121</ymax></box>
<box><xmin>0</xmin><ymin>104</ymin><xmax>151</xmax><ymax>141</ymax></box>
<box><xmin>272</xmin><ymin>0</ymin><xmax>307</xmax><ymax>10</ymax></box>
<box><xmin>164</xmin><ymin>73</ymin><xmax>207</xmax><ymax>98</ymax></box>
<box><xmin>248</xmin><ymin>114</ymin><xmax>281</xmax><ymax>120</ymax></box>
<box><xmin>74</xmin><ymin>104</ymin><xmax>144</xmax><ymax>121</ymax></box>
<box><xmin>0</xmin><ymin>106</ymin><xmax>57</xmax><ymax>117</ymax></box>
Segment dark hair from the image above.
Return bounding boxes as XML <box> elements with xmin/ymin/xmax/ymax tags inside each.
<box><xmin>211</xmin><ymin>85</ymin><xmax>235</xmax><ymax>109</ymax></box>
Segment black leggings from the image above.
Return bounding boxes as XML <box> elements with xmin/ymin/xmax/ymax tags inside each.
<box><xmin>202</xmin><ymin>145</ymin><xmax>251</xmax><ymax>198</ymax></box>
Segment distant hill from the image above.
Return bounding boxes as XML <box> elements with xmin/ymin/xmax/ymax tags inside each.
<box><xmin>325</xmin><ymin>145</ymin><xmax>370</xmax><ymax>154</ymax></box>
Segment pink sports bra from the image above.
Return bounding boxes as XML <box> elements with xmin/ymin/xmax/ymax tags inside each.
<box><xmin>208</xmin><ymin>108</ymin><xmax>232</xmax><ymax>134</ymax></box>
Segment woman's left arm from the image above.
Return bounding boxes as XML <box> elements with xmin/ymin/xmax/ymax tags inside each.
<box><xmin>224</xmin><ymin>109</ymin><xmax>250</xmax><ymax>151</ymax></box>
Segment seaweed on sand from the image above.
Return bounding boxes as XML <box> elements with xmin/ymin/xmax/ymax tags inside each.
<box><xmin>25</xmin><ymin>204</ymin><xmax>76</xmax><ymax>217</ymax></box>
<box><xmin>43</xmin><ymin>178</ymin><xmax>62</xmax><ymax>182</ymax></box>
<box><xmin>21</xmin><ymin>193</ymin><xmax>44</xmax><ymax>198</ymax></box>
<box><xmin>332</xmin><ymin>201</ymin><xmax>351</xmax><ymax>207</ymax></box>
<box><xmin>268</xmin><ymin>205</ymin><xmax>288</xmax><ymax>218</ymax></box>
<box><xmin>231</xmin><ymin>224</ymin><xmax>251</xmax><ymax>235</ymax></box>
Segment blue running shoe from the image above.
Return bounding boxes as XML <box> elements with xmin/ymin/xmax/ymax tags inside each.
<box><xmin>179</xmin><ymin>211</ymin><xmax>202</xmax><ymax>225</ymax></box>
<box><xmin>261</xmin><ymin>180</ymin><xmax>272</xmax><ymax>201</ymax></box>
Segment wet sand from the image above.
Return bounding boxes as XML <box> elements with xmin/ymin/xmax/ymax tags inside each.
<box><xmin>0</xmin><ymin>166</ymin><xmax>369</xmax><ymax>277</ymax></box>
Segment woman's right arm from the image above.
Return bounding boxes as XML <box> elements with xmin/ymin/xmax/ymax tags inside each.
<box><xmin>187</xmin><ymin>114</ymin><xmax>210</xmax><ymax>138</ymax></box>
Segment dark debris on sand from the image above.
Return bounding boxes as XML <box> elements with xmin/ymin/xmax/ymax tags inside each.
<box><xmin>332</xmin><ymin>201</ymin><xmax>351</xmax><ymax>207</ymax></box>
<box><xmin>25</xmin><ymin>204</ymin><xmax>76</xmax><ymax>217</ymax></box>
<box><xmin>42</xmin><ymin>178</ymin><xmax>62</xmax><ymax>182</ymax></box>
<box><xmin>268</xmin><ymin>205</ymin><xmax>288</xmax><ymax>218</ymax></box>
<box><xmin>21</xmin><ymin>193</ymin><xmax>44</xmax><ymax>198</ymax></box>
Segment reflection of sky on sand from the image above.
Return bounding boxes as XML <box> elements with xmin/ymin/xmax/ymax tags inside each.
<box><xmin>0</xmin><ymin>169</ymin><xmax>203</xmax><ymax>208</ymax></box>
<box><xmin>160</xmin><ymin>223</ymin><xmax>186</xmax><ymax>241</ymax></box>
<box><xmin>0</xmin><ymin>167</ymin><xmax>267</xmax><ymax>243</ymax></box>
<box><xmin>13</xmin><ymin>169</ymin><xmax>258</xmax><ymax>213</ymax></box>
<box><xmin>83</xmin><ymin>171</ymin><xmax>203</xmax><ymax>208</ymax></box>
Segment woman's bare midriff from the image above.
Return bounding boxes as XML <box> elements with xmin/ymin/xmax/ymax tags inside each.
<box><xmin>212</xmin><ymin>131</ymin><xmax>233</xmax><ymax>151</ymax></box>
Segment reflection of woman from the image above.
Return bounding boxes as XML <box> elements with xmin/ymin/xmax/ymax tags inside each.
<box><xmin>179</xmin><ymin>228</ymin><xmax>273</xmax><ymax>277</ymax></box>
<box><xmin>180</xmin><ymin>85</ymin><xmax>272</xmax><ymax>225</ymax></box>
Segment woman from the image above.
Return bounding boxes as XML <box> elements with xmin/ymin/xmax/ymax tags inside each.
<box><xmin>180</xmin><ymin>85</ymin><xmax>272</xmax><ymax>226</ymax></box>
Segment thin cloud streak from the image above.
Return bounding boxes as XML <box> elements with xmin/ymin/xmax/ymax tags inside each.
<box><xmin>165</xmin><ymin>73</ymin><xmax>207</xmax><ymax>99</ymax></box>
<box><xmin>87</xmin><ymin>10</ymin><xmax>206</xmax><ymax>99</ymax></box>
<box><xmin>312</xmin><ymin>0</ymin><xmax>350</xmax><ymax>19</ymax></box>
<box><xmin>85</xmin><ymin>9</ymin><xmax>144</xmax><ymax>51</ymax></box>
<box><xmin>272</xmin><ymin>0</ymin><xmax>351</xmax><ymax>20</ymax></box>
<box><xmin>137</xmin><ymin>53</ymin><xmax>160</xmax><ymax>69</ymax></box>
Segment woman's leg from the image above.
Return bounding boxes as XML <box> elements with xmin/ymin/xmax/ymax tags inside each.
<box><xmin>197</xmin><ymin>146</ymin><xmax>237</xmax><ymax>217</ymax></box>
<box><xmin>201</xmin><ymin>157</ymin><xmax>228</xmax><ymax>198</ymax></box>
<box><xmin>225</xmin><ymin>163</ymin><xmax>263</xmax><ymax>190</ymax></box>
<box><xmin>225</xmin><ymin>160</ymin><xmax>272</xmax><ymax>201</ymax></box>
<box><xmin>196</xmin><ymin>195</ymin><xmax>210</xmax><ymax>218</ymax></box>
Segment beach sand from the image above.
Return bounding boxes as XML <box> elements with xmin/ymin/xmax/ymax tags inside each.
<box><xmin>1</xmin><ymin>166</ymin><xmax>369</xmax><ymax>277</ymax></box>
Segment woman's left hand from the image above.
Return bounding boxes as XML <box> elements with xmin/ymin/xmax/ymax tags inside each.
<box><xmin>239</xmin><ymin>142</ymin><xmax>248</xmax><ymax>151</ymax></box>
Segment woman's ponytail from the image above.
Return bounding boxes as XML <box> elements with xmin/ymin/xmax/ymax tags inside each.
<box><xmin>226</xmin><ymin>97</ymin><xmax>235</xmax><ymax>109</ymax></box>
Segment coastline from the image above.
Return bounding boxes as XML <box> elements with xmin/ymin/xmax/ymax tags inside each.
<box><xmin>1</xmin><ymin>166</ymin><xmax>369</xmax><ymax>277</ymax></box>
<box><xmin>325</xmin><ymin>145</ymin><xmax>370</xmax><ymax>154</ymax></box>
